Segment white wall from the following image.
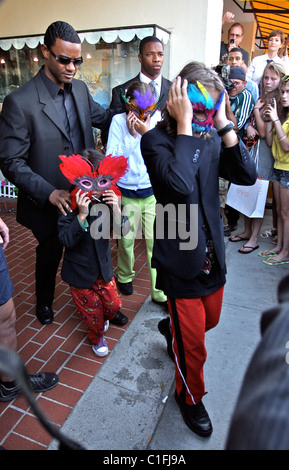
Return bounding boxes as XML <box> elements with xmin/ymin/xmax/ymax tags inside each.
<box><xmin>0</xmin><ymin>0</ymin><xmax>224</xmax><ymax>79</ymax></box>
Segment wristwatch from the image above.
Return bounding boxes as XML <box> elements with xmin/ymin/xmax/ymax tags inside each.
<box><xmin>217</xmin><ymin>121</ymin><xmax>235</xmax><ymax>137</ymax></box>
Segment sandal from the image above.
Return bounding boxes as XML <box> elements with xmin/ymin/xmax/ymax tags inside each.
<box><xmin>263</xmin><ymin>257</ymin><xmax>289</xmax><ymax>265</ymax></box>
<box><xmin>238</xmin><ymin>244</ymin><xmax>259</xmax><ymax>254</ymax></box>
<box><xmin>229</xmin><ymin>235</ymin><xmax>249</xmax><ymax>243</ymax></box>
<box><xmin>258</xmin><ymin>249</ymin><xmax>279</xmax><ymax>258</ymax></box>
<box><xmin>260</xmin><ymin>228</ymin><xmax>277</xmax><ymax>239</ymax></box>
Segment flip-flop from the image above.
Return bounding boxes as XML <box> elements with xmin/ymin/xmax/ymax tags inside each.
<box><xmin>260</xmin><ymin>228</ymin><xmax>277</xmax><ymax>239</ymax></box>
<box><xmin>263</xmin><ymin>257</ymin><xmax>289</xmax><ymax>265</ymax></box>
<box><xmin>258</xmin><ymin>249</ymin><xmax>279</xmax><ymax>258</ymax></box>
<box><xmin>229</xmin><ymin>235</ymin><xmax>249</xmax><ymax>243</ymax></box>
<box><xmin>238</xmin><ymin>244</ymin><xmax>259</xmax><ymax>254</ymax></box>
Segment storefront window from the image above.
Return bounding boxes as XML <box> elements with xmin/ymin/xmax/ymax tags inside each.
<box><xmin>0</xmin><ymin>26</ymin><xmax>170</xmax><ymax>108</ymax></box>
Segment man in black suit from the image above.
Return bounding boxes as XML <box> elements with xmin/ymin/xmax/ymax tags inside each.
<box><xmin>0</xmin><ymin>21</ymin><xmax>121</xmax><ymax>325</ymax></box>
<box><xmin>102</xmin><ymin>36</ymin><xmax>172</xmax><ymax>146</ymax></box>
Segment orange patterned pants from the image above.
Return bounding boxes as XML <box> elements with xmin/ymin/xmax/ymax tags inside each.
<box><xmin>70</xmin><ymin>277</ymin><xmax>122</xmax><ymax>344</ymax></box>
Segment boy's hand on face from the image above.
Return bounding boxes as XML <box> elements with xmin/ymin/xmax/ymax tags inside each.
<box><xmin>76</xmin><ymin>190</ymin><xmax>90</xmax><ymax>223</ymax></box>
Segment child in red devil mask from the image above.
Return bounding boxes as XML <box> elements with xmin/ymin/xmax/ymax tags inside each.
<box><xmin>58</xmin><ymin>149</ymin><xmax>130</xmax><ymax>357</ymax></box>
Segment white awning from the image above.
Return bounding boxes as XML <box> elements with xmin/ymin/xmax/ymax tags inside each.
<box><xmin>0</xmin><ymin>26</ymin><xmax>170</xmax><ymax>51</ymax></box>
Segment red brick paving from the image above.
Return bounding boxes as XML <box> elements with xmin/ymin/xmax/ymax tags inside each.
<box><xmin>0</xmin><ymin>209</ymin><xmax>151</xmax><ymax>450</ymax></box>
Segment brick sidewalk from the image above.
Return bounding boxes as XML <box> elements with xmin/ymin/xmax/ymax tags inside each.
<box><xmin>0</xmin><ymin>212</ymin><xmax>151</xmax><ymax>449</ymax></box>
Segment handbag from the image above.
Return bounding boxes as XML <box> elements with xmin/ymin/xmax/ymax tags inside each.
<box><xmin>226</xmin><ymin>138</ymin><xmax>269</xmax><ymax>218</ymax></box>
<box><xmin>226</xmin><ymin>177</ymin><xmax>269</xmax><ymax>218</ymax></box>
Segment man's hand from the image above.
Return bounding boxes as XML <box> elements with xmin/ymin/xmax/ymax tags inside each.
<box><xmin>0</xmin><ymin>218</ymin><xmax>10</xmax><ymax>250</ymax></box>
<box><xmin>222</xmin><ymin>11</ymin><xmax>235</xmax><ymax>25</ymax></box>
<box><xmin>49</xmin><ymin>189</ymin><xmax>72</xmax><ymax>216</ymax></box>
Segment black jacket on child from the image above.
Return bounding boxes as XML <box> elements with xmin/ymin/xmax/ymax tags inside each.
<box><xmin>58</xmin><ymin>201</ymin><xmax>128</xmax><ymax>289</ymax></box>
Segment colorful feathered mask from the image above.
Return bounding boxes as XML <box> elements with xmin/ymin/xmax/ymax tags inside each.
<box><xmin>187</xmin><ymin>81</ymin><xmax>224</xmax><ymax>134</ymax></box>
<box><xmin>59</xmin><ymin>154</ymin><xmax>129</xmax><ymax>209</ymax></box>
<box><xmin>121</xmin><ymin>87</ymin><xmax>162</xmax><ymax>121</ymax></box>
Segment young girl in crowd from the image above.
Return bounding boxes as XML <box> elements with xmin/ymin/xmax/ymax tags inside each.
<box><xmin>58</xmin><ymin>150</ymin><xmax>129</xmax><ymax>357</ymax></box>
<box><xmin>229</xmin><ymin>62</ymin><xmax>285</xmax><ymax>253</ymax></box>
<box><xmin>106</xmin><ymin>81</ymin><xmax>167</xmax><ymax>306</ymax></box>
<box><xmin>262</xmin><ymin>75</ymin><xmax>289</xmax><ymax>265</ymax></box>
<box><xmin>141</xmin><ymin>62</ymin><xmax>256</xmax><ymax>437</ymax></box>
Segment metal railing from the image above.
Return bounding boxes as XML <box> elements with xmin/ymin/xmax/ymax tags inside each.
<box><xmin>0</xmin><ymin>180</ymin><xmax>18</xmax><ymax>198</ymax></box>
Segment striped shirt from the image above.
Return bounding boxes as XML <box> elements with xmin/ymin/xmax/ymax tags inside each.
<box><xmin>230</xmin><ymin>88</ymin><xmax>255</xmax><ymax>139</ymax></box>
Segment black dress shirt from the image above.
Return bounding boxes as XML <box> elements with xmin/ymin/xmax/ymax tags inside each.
<box><xmin>40</xmin><ymin>68</ymin><xmax>84</xmax><ymax>154</ymax></box>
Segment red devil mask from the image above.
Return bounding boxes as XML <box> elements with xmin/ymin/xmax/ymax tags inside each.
<box><xmin>59</xmin><ymin>153</ymin><xmax>129</xmax><ymax>209</ymax></box>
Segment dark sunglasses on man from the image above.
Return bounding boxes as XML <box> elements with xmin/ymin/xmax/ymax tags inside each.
<box><xmin>48</xmin><ymin>48</ymin><xmax>83</xmax><ymax>67</ymax></box>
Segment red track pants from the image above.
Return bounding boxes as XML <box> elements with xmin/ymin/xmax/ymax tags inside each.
<box><xmin>168</xmin><ymin>286</ymin><xmax>224</xmax><ymax>405</ymax></box>
<box><xmin>70</xmin><ymin>277</ymin><xmax>122</xmax><ymax>344</ymax></box>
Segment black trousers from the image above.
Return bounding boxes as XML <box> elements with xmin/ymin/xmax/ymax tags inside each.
<box><xmin>33</xmin><ymin>230</ymin><xmax>63</xmax><ymax>308</ymax></box>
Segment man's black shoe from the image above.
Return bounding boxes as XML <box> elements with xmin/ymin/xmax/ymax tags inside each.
<box><xmin>118</xmin><ymin>281</ymin><xmax>133</xmax><ymax>295</ymax></box>
<box><xmin>36</xmin><ymin>305</ymin><xmax>54</xmax><ymax>325</ymax></box>
<box><xmin>158</xmin><ymin>317</ymin><xmax>174</xmax><ymax>361</ymax></box>
<box><xmin>0</xmin><ymin>372</ymin><xmax>59</xmax><ymax>402</ymax></box>
<box><xmin>110</xmin><ymin>310</ymin><xmax>129</xmax><ymax>326</ymax></box>
<box><xmin>174</xmin><ymin>391</ymin><xmax>213</xmax><ymax>437</ymax></box>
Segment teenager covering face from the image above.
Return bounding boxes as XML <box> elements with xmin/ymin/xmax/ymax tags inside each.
<box><xmin>141</xmin><ymin>61</ymin><xmax>257</xmax><ymax>437</ymax></box>
<box><xmin>106</xmin><ymin>81</ymin><xmax>167</xmax><ymax>306</ymax></box>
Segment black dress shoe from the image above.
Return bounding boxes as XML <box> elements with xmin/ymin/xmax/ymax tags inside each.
<box><xmin>174</xmin><ymin>391</ymin><xmax>213</xmax><ymax>437</ymax></box>
<box><xmin>118</xmin><ymin>281</ymin><xmax>133</xmax><ymax>295</ymax></box>
<box><xmin>158</xmin><ymin>317</ymin><xmax>174</xmax><ymax>361</ymax></box>
<box><xmin>110</xmin><ymin>310</ymin><xmax>129</xmax><ymax>326</ymax></box>
<box><xmin>36</xmin><ymin>305</ymin><xmax>54</xmax><ymax>325</ymax></box>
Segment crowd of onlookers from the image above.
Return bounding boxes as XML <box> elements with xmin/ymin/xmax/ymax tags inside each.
<box><xmin>219</xmin><ymin>11</ymin><xmax>289</xmax><ymax>269</ymax></box>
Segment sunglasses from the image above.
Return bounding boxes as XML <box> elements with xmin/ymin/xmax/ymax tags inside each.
<box><xmin>48</xmin><ymin>48</ymin><xmax>83</xmax><ymax>67</ymax></box>
<box><xmin>282</xmin><ymin>75</ymin><xmax>289</xmax><ymax>82</ymax></box>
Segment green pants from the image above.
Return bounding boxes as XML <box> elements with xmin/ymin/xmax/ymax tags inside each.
<box><xmin>117</xmin><ymin>195</ymin><xmax>166</xmax><ymax>302</ymax></box>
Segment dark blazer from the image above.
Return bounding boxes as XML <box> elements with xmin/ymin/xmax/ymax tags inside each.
<box><xmin>0</xmin><ymin>69</ymin><xmax>118</xmax><ymax>237</ymax></box>
<box><xmin>110</xmin><ymin>73</ymin><xmax>172</xmax><ymax>113</ymax></box>
<box><xmin>226</xmin><ymin>274</ymin><xmax>289</xmax><ymax>450</ymax></box>
<box><xmin>58</xmin><ymin>202</ymin><xmax>128</xmax><ymax>288</ymax></box>
<box><xmin>141</xmin><ymin>127</ymin><xmax>257</xmax><ymax>283</ymax></box>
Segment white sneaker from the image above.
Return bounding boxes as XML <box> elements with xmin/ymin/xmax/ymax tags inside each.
<box><xmin>92</xmin><ymin>337</ymin><xmax>108</xmax><ymax>357</ymax></box>
<box><xmin>104</xmin><ymin>320</ymin><xmax>109</xmax><ymax>333</ymax></box>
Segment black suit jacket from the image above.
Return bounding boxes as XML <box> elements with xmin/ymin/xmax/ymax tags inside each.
<box><xmin>58</xmin><ymin>204</ymin><xmax>114</xmax><ymax>288</ymax></box>
<box><xmin>0</xmin><ymin>69</ymin><xmax>118</xmax><ymax>238</ymax></box>
<box><xmin>58</xmin><ymin>202</ymin><xmax>129</xmax><ymax>288</ymax></box>
<box><xmin>110</xmin><ymin>73</ymin><xmax>172</xmax><ymax>112</ymax></box>
<box><xmin>141</xmin><ymin>127</ymin><xmax>257</xmax><ymax>284</ymax></box>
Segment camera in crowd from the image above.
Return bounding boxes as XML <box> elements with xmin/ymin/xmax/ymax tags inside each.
<box><xmin>214</xmin><ymin>64</ymin><xmax>236</xmax><ymax>91</ymax></box>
